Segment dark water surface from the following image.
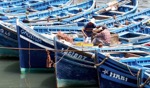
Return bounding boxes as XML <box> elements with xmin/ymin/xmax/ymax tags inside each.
<box><xmin>0</xmin><ymin>58</ymin><xmax>56</xmax><ymax>88</ymax></box>
<box><xmin>0</xmin><ymin>0</ymin><xmax>149</xmax><ymax>88</ymax></box>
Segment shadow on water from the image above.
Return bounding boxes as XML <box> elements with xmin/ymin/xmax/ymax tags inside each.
<box><xmin>40</xmin><ymin>74</ymin><xmax>57</xmax><ymax>88</ymax></box>
<box><xmin>4</xmin><ymin>61</ymin><xmax>20</xmax><ymax>73</ymax></box>
<box><xmin>19</xmin><ymin>72</ymin><xmax>57</xmax><ymax>88</ymax></box>
<box><xmin>0</xmin><ymin>58</ymin><xmax>20</xmax><ymax>73</ymax></box>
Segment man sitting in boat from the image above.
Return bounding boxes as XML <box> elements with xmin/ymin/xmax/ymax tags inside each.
<box><xmin>81</xmin><ymin>18</ymin><xmax>96</xmax><ymax>43</ymax></box>
<box><xmin>92</xmin><ymin>26</ymin><xmax>111</xmax><ymax>47</ymax></box>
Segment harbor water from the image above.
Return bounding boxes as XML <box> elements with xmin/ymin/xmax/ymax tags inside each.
<box><xmin>0</xmin><ymin>0</ymin><xmax>149</xmax><ymax>88</ymax></box>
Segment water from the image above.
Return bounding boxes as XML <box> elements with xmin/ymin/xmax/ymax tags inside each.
<box><xmin>0</xmin><ymin>58</ymin><xmax>56</xmax><ymax>88</ymax></box>
<box><xmin>0</xmin><ymin>0</ymin><xmax>150</xmax><ymax>88</ymax></box>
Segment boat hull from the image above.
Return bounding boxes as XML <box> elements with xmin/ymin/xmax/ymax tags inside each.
<box><xmin>17</xmin><ymin>22</ymin><xmax>55</xmax><ymax>73</ymax></box>
<box><xmin>0</xmin><ymin>24</ymin><xmax>18</xmax><ymax>58</ymax></box>
<box><xmin>55</xmin><ymin>41</ymin><xmax>98</xmax><ymax>87</ymax></box>
<box><xmin>96</xmin><ymin>52</ymin><xmax>141</xmax><ymax>88</ymax></box>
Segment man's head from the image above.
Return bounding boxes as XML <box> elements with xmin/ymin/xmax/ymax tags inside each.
<box><xmin>90</xmin><ymin>18</ymin><xmax>95</xmax><ymax>24</ymax></box>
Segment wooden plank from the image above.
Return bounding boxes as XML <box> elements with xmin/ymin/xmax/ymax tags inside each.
<box><xmin>73</xmin><ymin>17</ymin><xmax>86</xmax><ymax>22</ymax></box>
<box><xmin>121</xmin><ymin>4</ymin><xmax>134</xmax><ymax>9</ymax></box>
<box><xmin>109</xmin><ymin>10</ymin><xmax>125</xmax><ymax>15</ymax></box>
<box><xmin>93</xmin><ymin>15</ymin><xmax>112</xmax><ymax>19</ymax></box>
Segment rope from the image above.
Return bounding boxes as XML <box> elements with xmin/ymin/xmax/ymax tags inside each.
<box><xmin>137</xmin><ymin>69</ymin><xmax>142</xmax><ymax>87</ymax></box>
<box><xmin>94</xmin><ymin>56</ymin><xmax>109</xmax><ymax>67</ymax></box>
<box><xmin>28</xmin><ymin>42</ymin><xmax>31</xmax><ymax>68</ymax></box>
<box><xmin>126</xmin><ymin>65</ymin><xmax>142</xmax><ymax>77</ymax></box>
<box><xmin>53</xmin><ymin>47</ymin><xmax>70</xmax><ymax>66</ymax></box>
<box><xmin>126</xmin><ymin>65</ymin><xmax>143</xmax><ymax>87</ymax></box>
<box><xmin>126</xmin><ymin>65</ymin><xmax>137</xmax><ymax>76</ymax></box>
<box><xmin>0</xmin><ymin>46</ymin><xmax>96</xmax><ymax>52</ymax></box>
<box><xmin>139</xmin><ymin>77</ymin><xmax>150</xmax><ymax>88</ymax></box>
<box><xmin>46</xmin><ymin>50</ymin><xmax>54</xmax><ymax>68</ymax></box>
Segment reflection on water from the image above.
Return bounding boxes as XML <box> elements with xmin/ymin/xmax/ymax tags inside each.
<box><xmin>0</xmin><ymin>59</ymin><xmax>56</xmax><ymax>88</ymax></box>
<box><xmin>0</xmin><ymin>0</ymin><xmax>150</xmax><ymax>88</ymax></box>
<box><xmin>20</xmin><ymin>73</ymin><xmax>56</xmax><ymax>88</ymax></box>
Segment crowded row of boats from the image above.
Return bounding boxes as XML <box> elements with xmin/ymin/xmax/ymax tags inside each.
<box><xmin>0</xmin><ymin>0</ymin><xmax>150</xmax><ymax>88</ymax></box>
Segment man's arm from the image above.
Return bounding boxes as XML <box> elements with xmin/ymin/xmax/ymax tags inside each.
<box><xmin>81</xmin><ymin>27</ymin><xmax>87</xmax><ymax>38</ymax></box>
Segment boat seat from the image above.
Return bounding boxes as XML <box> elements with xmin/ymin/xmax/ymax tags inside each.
<box><xmin>93</xmin><ymin>15</ymin><xmax>112</xmax><ymax>19</ymax></box>
<box><xmin>121</xmin><ymin>5</ymin><xmax>134</xmax><ymax>9</ymax></box>
<box><xmin>68</xmin><ymin>7</ymin><xmax>80</xmax><ymax>11</ymax></box>
<box><xmin>109</xmin><ymin>10</ymin><xmax>125</xmax><ymax>15</ymax></box>
<box><xmin>28</xmin><ymin>17</ymin><xmax>39</xmax><ymax>20</ymax></box>
<box><xmin>73</xmin><ymin>17</ymin><xmax>86</xmax><ymax>22</ymax></box>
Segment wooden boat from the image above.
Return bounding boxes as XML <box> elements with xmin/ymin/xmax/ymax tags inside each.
<box><xmin>30</xmin><ymin>8</ymin><xmax>150</xmax><ymax>30</ymax></box>
<box><xmin>0</xmin><ymin>16</ymin><xmax>80</xmax><ymax>61</ymax></box>
<box><xmin>118</xmin><ymin>55</ymin><xmax>150</xmax><ymax>68</ymax></box>
<box><xmin>54</xmin><ymin>39</ymin><xmax>98</xmax><ymax>87</ymax></box>
<box><xmin>35</xmin><ymin>16</ymin><xmax>150</xmax><ymax>46</ymax></box>
<box><xmin>70</xmin><ymin>14</ymin><xmax>150</xmax><ymax>43</ymax></box>
<box><xmin>16</xmin><ymin>21</ymin><xmax>55</xmax><ymax>73</ymax></box>
<box><xmin>54</xmin><ymin>38</ymin><xmax>150</xmax><ymax>88</ymax></box>
<box><xmin>1</xmin><ymin>0</ymin><xmax>95</xmax><ymax>23</ymax></box>
<box><xmin>15</xmin><ymin>12</ymin><xmax>150</xmax><ymax>73</ymax></box>
<box><xmin>118</xmin><ymin>32</ymin><xmax>150</xmax><ymax>45</ymax></box>
<box><xmin>24</xmin><ymin>0</ymin><xmax>138</xmax><ymax>26</ymax></box>
<box><xmin>0</xmin><ymin>0</ymin><xmax>28</xmax><ymax>8</ymax></box>
<box><xmin>24</xmin><ymin>8</ymin><xmax>148</xmax><ymax>32</ymax></box>
<box><xmin>16</xmin><ymin>21</ymin><xmax>150</xmax><ymax>87</ymax></box>
<box><xmin>62</xmin><ymin>0</ymin><xmax>138</xmax><ymax>25</ymax></box>
<box><xmin>23</xmin><ymin>0</ymin><xmax>95</xmax><ymax>23</ymax></box>
<box><xmin>95</xmin><ymin>51</ymin><xmax>150</xmax><ymax>88</ymax></box>
<box><xmin>0</xmin><ymin>0</ymin><xmax>71</xmax><ymax>15</ymax></box>
<box><xmin>2</xmin><ymin>0</ymin><xmax>145</xmax><ymax>75</ymax></box>
<box><xmin>0</xmin><ymin>21</ymin><xmax>18</xmax><ymax>58</ymax></box>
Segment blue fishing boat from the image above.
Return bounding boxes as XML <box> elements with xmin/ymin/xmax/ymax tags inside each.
<box><xmin>95</xmin><ymin>51</ymin><xmax>150</xmax><ymax>88</ymax></box>
<box><xmin>16</xmin><ymin>22</ymin><xmax>150</xmax><ymax>87</ymax></box>
<box><xmin>54</xmin><ymin>40</ymin><xmax>97</xmax><ymax>87</ymax></box>
<box><xmin>25</xmin><ymin>0</ymin><xmax>138</xmax><ymax>26</ymax></box>
<box><xmin>0</xmin><ymin>0</ymin><xmax>71</xmax><ymax>15</ymax></box>
<box><xmin>0</xmin><ymin>0</ymin><xmax>143</xmax><ymax>75</ymax></box>
<box><xmin>54</xmin><ymin>38</ymin><xmax>150</xmax><ymax>87</ymax></box>
<box><xmin>118</xmin><ymin>32</ymin><xmax>150</xmax><ymax>45</ymax></box>
<box><xmin>62</xmin><ymin>0</ymin><xmax>138</xmax><ymax>25</ymax></box>
<box><xmin>0</xmin><ymin>0</ymin><xmax>28</xmax><ymax>8</ymax></box>
<box><xmin>0</xmin><ymin>21</ymin><xmax>18</xmax><ymax>58</ymax></box>
<box><xmin>15</xmin><ymin>9</ymin><xmax>150</xmax><ymax>73</ymax></box>
<box><xmin>119</xmin><ymin>55</ymin><xmax>150</xmax><ymax>68</ymax></box>
<box><xmin>1</xmin><ymin>0</ymin><xmax>95</xmax><ymax>23</ymax></box>
<box><xmin>38</xmin><ymin>8</ymin><xmax>150</xmax><ymax>31</ymax></box>
<box><xmin>25</xmin><ymin>10</ymin><xmax>149</xmax><ymax>34</ymax></box>
<box><xmin>22</xmin><ymin>0</ymin><xmax>95</xmax><ymax>23</ymax></box>
<box><xmin>17</xmin><ymin>21</ymin><xmax>55</xmax><ymax>73</ymax></box>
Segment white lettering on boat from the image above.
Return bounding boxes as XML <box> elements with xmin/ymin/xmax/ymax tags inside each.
<box><xmin>102</xmin><ymin>69</ymin><xmax>128</xmax><ymax>82</ymax></box>
<box><xmin>61</xmin><ymin>48</ymin><xmax>87</xmax><ymax>60</ymax></box>
<box><xmin>109</xmin><ymin>71</ymin><xmax>128</xmax><ymax>82</ymax></box>
<box><xmin>0</xmin><ymin>29</ymin><xmax>10</xmax><ymax>36</ymax></box>
<box><xmin>21</xmin><ymin>29</ymin><xmax>42</xmax><ymax>43</ymax></box>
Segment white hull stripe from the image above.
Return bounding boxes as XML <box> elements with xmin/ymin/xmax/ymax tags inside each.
<box><xmin>20</xmin><ymin>35</ymin><xmax>53</xmax><ymax>50</ymax></box>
